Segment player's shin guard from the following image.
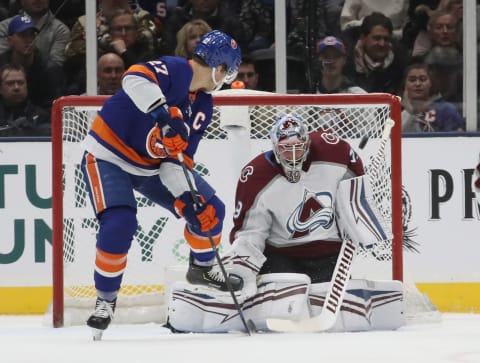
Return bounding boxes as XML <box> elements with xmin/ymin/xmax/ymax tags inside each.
<box><xmin>94</xmin><ymin>207</ymin><xmax>137</xmax><ymax>292</ymax></box>
<box><xmin>87</xmin><ymin>206</ymin><xmax>137</xmax><ymax>338</ymax></box>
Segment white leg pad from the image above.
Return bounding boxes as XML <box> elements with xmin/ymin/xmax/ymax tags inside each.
<box><xmin>309</xmin><ymin>279</ymin><xmax>405</xmax><ymax>332</ymax></box>
<box><xmin>167</xmin><ymin>273</ymin><xmax>311</xmax><ymax>333</ymax></box>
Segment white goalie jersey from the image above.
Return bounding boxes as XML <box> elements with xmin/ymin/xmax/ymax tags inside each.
<box><xmin>229</xmin><ymin>130</ymin><xmax>366</xmax><ymax>258</ymax></box>
<box><xmin>167</xmin><ymin>129</ymin><xmax>401</xmax><ymax>334</ymax></box>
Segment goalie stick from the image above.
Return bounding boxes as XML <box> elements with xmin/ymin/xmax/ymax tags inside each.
<box><xmin>266</xmin><ymin>118</ymin><xmax>396</xmax><ymax>333</ymax></box>
<box><xmin>177</xmin><ymin>152</ymin><xmax>252</xmax><ymax>336</ymax></box>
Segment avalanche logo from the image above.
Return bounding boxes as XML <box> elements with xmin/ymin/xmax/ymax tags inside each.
<box><xmin>286</xmin><ymin>190</ymin><xmax>334</xmax><ymax>239</ymax></box>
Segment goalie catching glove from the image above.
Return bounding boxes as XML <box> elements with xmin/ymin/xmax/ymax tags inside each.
<box><xmin>174</xmin><ymin>191</ymin><xmax>219</xmax><ymax>232</ymax></box>
<box><xmin>150</xmin><ymin>104</ymin><xmax>189</xmax><ymax>157</ymax></box>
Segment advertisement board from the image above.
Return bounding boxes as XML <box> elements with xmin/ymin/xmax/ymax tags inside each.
<box><xmin>0</xmin><ymin>137</ymin><xmax>479</xmax><ymax>313</ymax></box>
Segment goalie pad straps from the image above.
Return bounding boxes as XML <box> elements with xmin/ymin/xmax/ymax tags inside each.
<box><xmin>335</xmin><ymin>175</ymin><xmax>392</xmax><ymax>249</ymax></box>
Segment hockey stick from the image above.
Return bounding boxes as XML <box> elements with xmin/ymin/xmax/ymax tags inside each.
<box><xmin>266</xmin><ymin>118</ymin><xmax>396</xmax><ymax>333</ymax></box>
<box><xmin>266</xmin><ymin>238</ymin><xmax>357</xmax><ymax>333</ymax></box>
<box><xmin>176</xmin><ymin>152</ymin><xmax>252</xmax><ymax>335</ymax></box>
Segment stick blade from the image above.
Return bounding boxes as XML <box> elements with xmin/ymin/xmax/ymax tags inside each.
<box><xmin>266</xmin><ymin>310</ymin><xmax>336</xmax><ymax>333</ymax></box>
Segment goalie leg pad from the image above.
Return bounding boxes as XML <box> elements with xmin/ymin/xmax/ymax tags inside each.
<box><xmin>309</xmin><ymin>279</ymin><xmax>405</xmax><ymax>332</ymax></box>
<box><xmin>335</xmin><ymin>175</ymin><xmax>392</xmax><ymax>249</ymax></box>
<box><xmin>167</xmin><ymin>273</ymin><xmax>311</xmax><ymax>333</ymax></box>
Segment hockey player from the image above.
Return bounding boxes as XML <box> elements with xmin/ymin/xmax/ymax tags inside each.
<box><xmin>81</xmin><ymin>30</ymin><xmax>242</xmax><ymax>338</ymax></box>
<box><xmin>167</xmin><ymin>114</ymin><xmax>403</xmax><ymax>333</ymax></box>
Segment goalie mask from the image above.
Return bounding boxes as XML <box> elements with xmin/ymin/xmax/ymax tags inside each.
<box><xmin>270</xmin><ymin>114</ymin><xmax>310</xmax><ymax>183</ymax></box>
<box><xmin>194</xmin><ymin>30</ymin><xmax>241</xmax><ymax>90</ymax></box>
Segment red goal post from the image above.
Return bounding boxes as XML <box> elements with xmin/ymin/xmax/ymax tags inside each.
<box><xmin>50</xmin><ymin>91</ymin><xmax>403</xmax><ymax>328</ymax></box>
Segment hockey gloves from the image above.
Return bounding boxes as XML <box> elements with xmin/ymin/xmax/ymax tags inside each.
<box><xmin>150</xmin><ymin>105</ymin><xmax>189</xmax><ymax>157</ymax></box>
<box><xmin>174</xmin><ymin>191</ymin><xmax>219</xmax><ymax>232</ymax></box>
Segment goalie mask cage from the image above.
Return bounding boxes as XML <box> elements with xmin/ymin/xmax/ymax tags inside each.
<box><xmin>51</xmin><ymin>91</ymin><xmax>404</xmax><ymax>328</ymax></box>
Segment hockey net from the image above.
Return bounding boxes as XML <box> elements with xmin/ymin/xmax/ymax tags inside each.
<box><xmin>49</xmin><ymin>90</ymin><xmax>433</xmax><ymax>328</ymax></box>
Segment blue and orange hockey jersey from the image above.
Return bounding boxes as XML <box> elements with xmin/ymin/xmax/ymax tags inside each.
<box><xmin>83</xmin><ymin>56</ymin><xmax>213</xmax><ymax>175</ymax></box>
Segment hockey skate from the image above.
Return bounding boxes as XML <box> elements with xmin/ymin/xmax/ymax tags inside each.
<box><xmin>186</xmin><ymin>256</ymin><xmax>243</xmax><ymax>292</ymax></box>
<box><xmin>86</xmin><ymin>297</ymin><xmax>116</xmax><ymax>341</ymax></box>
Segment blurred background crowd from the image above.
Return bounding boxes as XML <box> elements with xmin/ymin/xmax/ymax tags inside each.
<box><xmin>0</xmin><ymin>0</ymin><xmax>476</xmax><ymax>136</ymax></box>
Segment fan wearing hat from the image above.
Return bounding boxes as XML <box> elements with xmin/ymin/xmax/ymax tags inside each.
<box><xmin>8</xmin><ymin>15</ymin><xmax>38</xmax><ymax>36</ymax></box>
<box><xmin>0</xmin><ymin>14</ymin><xmax>52</xmax><ymax>112</ymax></box>
<box><xmin>315</xmin><ymin>36</ymin><xmax>366</xmax><ymax>94</ymax></box>
<box><xmin>6</xmin><ymin>15</ymin><xmax>38</xmax><ymax>60</ymax></box>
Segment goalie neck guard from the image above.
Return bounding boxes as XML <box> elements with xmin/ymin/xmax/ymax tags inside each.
<box><xmin>270</xmin><ymin>114</ymin><xmax>311</xmax><ymax>183</ymax></box>
<box><xmin>193</xmin><ymin>30</ymin><xmax>241</xmax><ymax>85</ymax></box>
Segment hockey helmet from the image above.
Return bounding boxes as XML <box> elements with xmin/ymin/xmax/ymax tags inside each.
<box><xmin>193</xmin><ymin>30</ymin><xmax>242</xmax><ymax>84</ymax></box>
<box><xmin>270</xmin><ymin>114</ymin><xmax>311</xmax><ymax>183</ymax></box>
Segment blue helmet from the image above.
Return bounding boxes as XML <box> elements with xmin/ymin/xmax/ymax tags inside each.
<box><xmin>193</xmin><ymin>30</ymin><xmax>241</xmax><ymax>84</ymax></box>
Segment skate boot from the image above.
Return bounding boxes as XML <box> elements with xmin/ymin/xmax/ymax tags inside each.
<box><xmin>86</xmin><ymin>297</ymin><xmax>116</xmax><ymax>340</ymax></box>
<box><xmin>186</xmin><ymin>255</ymin><xmax>243</xmax><ymax>291</ymax></box>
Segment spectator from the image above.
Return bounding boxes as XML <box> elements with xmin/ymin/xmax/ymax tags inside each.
<box><xmin>401</xmin><ymin>62</ymin><xmax>464</xmax><ymax>132</ymax></box>
<box><xmin>313</xmin><ymin>36</ymin><xmax>366</xmax><ymax>94</ymax></box>
<box><xmin>99</xmin><ymin>8</ymin><xmax>156</xmax><ymax>68</ymax></box>
<box><xmin>137</xmin><ymin>0</ymin><xmax>171</xmax><ymax>30</ymax></box>
<box><xmin>64</xmin><ymin>0</ymin><xmax>157</xmax><ymax>95</ymax></box>
<box><xmin>0</xmin><ymin>0</ymin><xmax>70</xmax><ymax>68</ymax></box>
<box><xmin>440</xmin><ymin>0</ymin><xmax>463</xmax><ymax>45</ymax></box>
<box><xmin>161</xmin><ymin>0</ymin><xmax>243</xmax><ymax>55</ymax></box>
<box><xmin>233</xmin><ymin>55</ymin><xmax>259</xmax><ymax>90</ymax></box>
<box><xmin>424</xmin><ymin>45</ymin><xmax>463</xmax><ymax>114</ymax></box>
<box><xmin>401</xmin><ymin>0</ymin><xmax>441</xmax><ymax>51</ymax></box>
<box><xmin>0</xmin><ymin>1</ymin><xmax>9</xmax><ymax>21</ymax></box>
<box><xmin>49</xmin><ymin>0</ymin><xmax>84</xmax><ymax>29</ymax></box>
<box><xmin>97</xmin><ymin>52</ymin><xmax>125</xmax><ymax>95</ymax></box>
<box><xmin>0</xmin><ymin>63</ymin><xmax>50</xmax><ymax>136</ymax></box>
<box><xmin>174</xmin><ymin>19</ymin><xmax>211</xmax><ymax>58</ymax></box>
<box><xmin>287</xmin><ymin>0</ymin><xmax>332</xmax><ymax>56</ymax></box>
<box><xmin>287</xmin><ymin>1</ymin><xmax>345</xmax><ymax>91</ymax></box>
<box><xmin>412</xmin><ymin>9</ymin><xmax>460</xmax><ymax>58</ymax></box>
<box><xmin>340</xmin><ymin>0</ymin><xmax>409</xmax><ymax>40</ymax></box>
<box><xmin>343</xmin><ymin>12</ymin><xmax>407</xmax><ymax>94</ymax></box>
<box><xmin>66</xmin><ymin>0</ymin><xmax>157</xmax><ymax>60</ymax></box>
<box><xmin>411</xmin><ymin>8</ymin><xmax>463</xmax><ymax>111</ymax></box>
<box><xmin>288</xmin><ymin>0</ymin><xmax>345</xmax><ymax>48</ymax></box>
<box><xmin>239</xmin><ymin>0</ymin><xmax>274</xmax><ymax>52</ymax></box>
<box><xmin>411</xmin><ymin>0</ymin><xmax>463</xmax><ymax>56</ymax></box>
<box><xmin>0</xmin><ymin>14</ymin><xmax>61</xmax><ymax>111</ymax></box>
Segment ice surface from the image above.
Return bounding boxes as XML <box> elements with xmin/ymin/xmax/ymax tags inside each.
<box><xmin>0</xmin><ymin>314</ymin><xmax>479</xmax><ymax>363</ymax></box>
